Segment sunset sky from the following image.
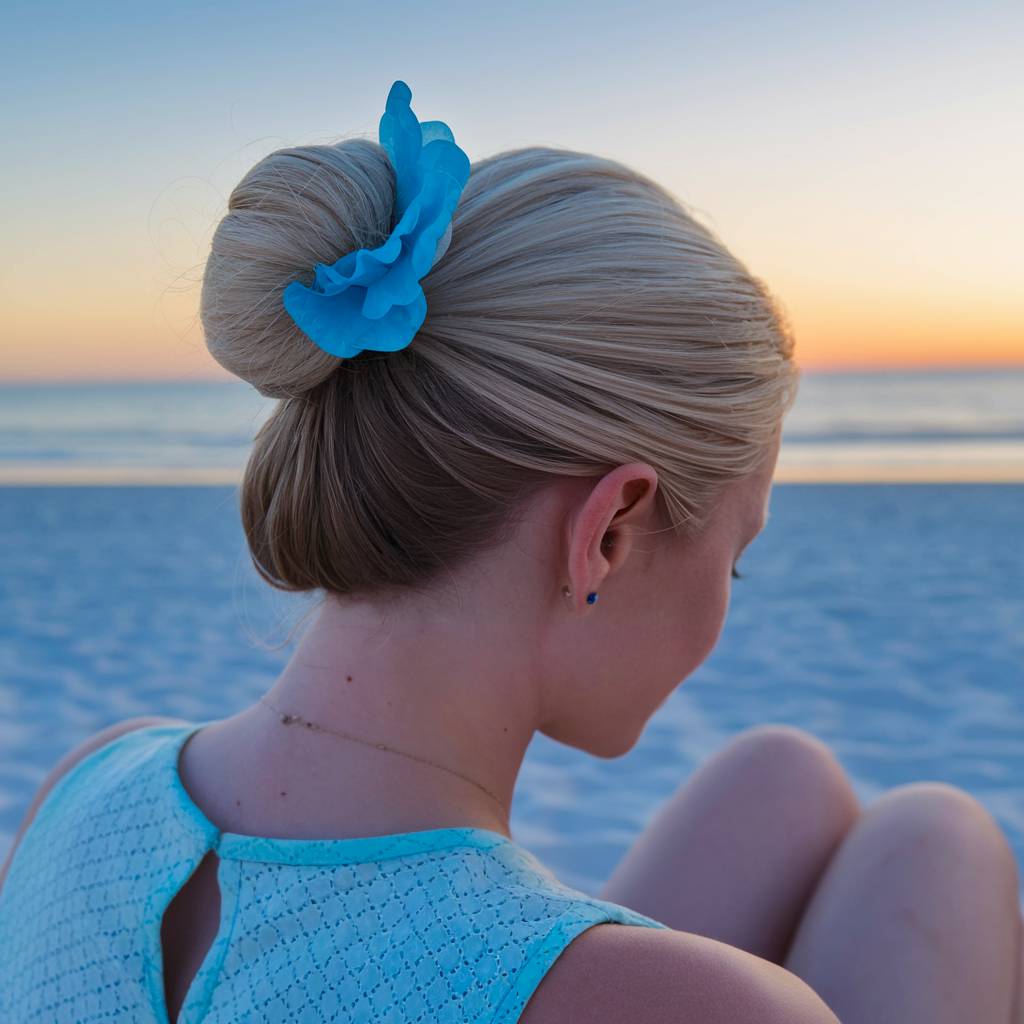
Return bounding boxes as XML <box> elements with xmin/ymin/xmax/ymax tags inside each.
<box><xmin>1</xmin><ymin>0</ymin><xmax>1020</xmax><ymax>381</ymax></box>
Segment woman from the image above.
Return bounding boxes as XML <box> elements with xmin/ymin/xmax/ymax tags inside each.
<box><xmin>0</xmin><ymin>81</ymin><xmax>1020</xmax><ymax>1023</ymax></box>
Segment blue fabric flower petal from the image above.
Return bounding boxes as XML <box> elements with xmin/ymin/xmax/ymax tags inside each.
<box><xmin>282</xmin><ymin>80</ymin><xmax>471</xmax><ymax>360</ymax></box>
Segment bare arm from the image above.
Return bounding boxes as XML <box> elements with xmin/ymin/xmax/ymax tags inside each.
<box><xmin>520</xmin><ymin>923</ymin><xmax>840</xmax><ymax>1024</ymax></box>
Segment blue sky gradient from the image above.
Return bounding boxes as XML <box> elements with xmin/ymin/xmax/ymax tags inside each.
<box><xmin>2</xmin><ymin>0</ymin><xmax>1021</xmax><ymax>377</ymax></box>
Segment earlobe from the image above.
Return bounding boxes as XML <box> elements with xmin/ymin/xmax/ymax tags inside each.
<box><xmin>560</xmin><ymin>583</ymin><xmax>600</xmax><ymax>607</ymax></box>
<box><xmin>563</xmin><ymin>530</ymin><xmax>618</xmax><ymax>610</ymax></box>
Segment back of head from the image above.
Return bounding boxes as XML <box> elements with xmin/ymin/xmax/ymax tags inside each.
<box><xmin>200</xmin><ymin>135</ymin><xmax>798</xmax><ymax>602</ymax></box>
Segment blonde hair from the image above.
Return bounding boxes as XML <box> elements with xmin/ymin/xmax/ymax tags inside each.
<box><xmin>200</xmin><ymin>138</ymin><xmax>799</xmax><ymax>602</ymax></box>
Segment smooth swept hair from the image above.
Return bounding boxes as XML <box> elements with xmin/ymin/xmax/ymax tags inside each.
<box><xmin>200</xmin><ymin>137</ymin><xmax>799</xmax><ymax>602</ymax></box>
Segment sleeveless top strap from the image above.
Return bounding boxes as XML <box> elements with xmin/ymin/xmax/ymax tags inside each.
<box><xmin>0</xmin><ymin>722</ymin><xmax>669</xmax><ymax>1022</ymax></box>
<box><xmin>486</xmin><ymin>873</ymin><xmax>667</xmax><ymax>1023</ymax></box>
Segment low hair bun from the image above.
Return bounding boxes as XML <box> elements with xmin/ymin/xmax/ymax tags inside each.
<box><xmin>200</xmin><ymin>137</ymin><xmax>396</xmax><ymax>400</ymax></box>
<box><xmin>205</xmin><ymin>138</ymin><xmax>797</xmax><ymax>602</ymax></box>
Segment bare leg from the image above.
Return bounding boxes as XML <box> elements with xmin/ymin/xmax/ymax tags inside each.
<box><xmin>600</xmin><ymin>723</ymin><xmax>861</xmax><ymax>964</ymax></box>
<box><xmin>784</xmin><ymin>782</ymin><xmax>1022</xmax><ymax>1024</ymax></box>
<box><xmin>1013</xmin><ymin>913</ymin><xmax>1024</xmax><ymax>1024</ymax></box>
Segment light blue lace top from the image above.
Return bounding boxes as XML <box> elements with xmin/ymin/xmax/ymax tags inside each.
<box><xmin>0</xmin><ymin>720</ymin><xmax>668</xmax><ymax>1022</ymax></box>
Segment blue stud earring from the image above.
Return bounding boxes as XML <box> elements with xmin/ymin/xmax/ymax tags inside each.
<box><xmin>586</xmin><ymin>592</ymin><xmax>599</xmax><ymax>604</ymax></box>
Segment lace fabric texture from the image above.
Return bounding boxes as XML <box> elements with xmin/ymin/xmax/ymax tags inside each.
<box><xmin>0</xmin><ymin>721</ymin><xmax>668</xmax><ymax>1022</ymax></box>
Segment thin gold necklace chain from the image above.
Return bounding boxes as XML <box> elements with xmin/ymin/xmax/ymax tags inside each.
<box><xmin>257</xmin><ymin>694</ymin><xmax>508</xmax><ymax>818</ymax></box>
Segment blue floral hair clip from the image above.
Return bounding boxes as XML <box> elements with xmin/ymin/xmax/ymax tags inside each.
<box><xmin>282</xmin><ymin>80</ymin><xmax>471</xmax><ymax>359</ymax></box>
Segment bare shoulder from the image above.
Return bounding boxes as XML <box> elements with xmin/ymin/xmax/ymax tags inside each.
<box><xmin>0</xmin><ymin>715</ymin><xmax>186</xmax><ymax>895</ymax></box>
<box><xmin>519</xmin><ymin>923</ymin><xmax>839</xmax><ymax>1024</ymax></box>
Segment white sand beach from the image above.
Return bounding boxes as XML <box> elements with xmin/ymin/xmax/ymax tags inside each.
<box><xmin>0</xmin><ymin>481</ymin><xmax>1020</xmax><ymax>900</ymax></box>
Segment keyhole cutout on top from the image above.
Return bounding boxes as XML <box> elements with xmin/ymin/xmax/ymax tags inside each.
<box><xmin>159</xmin><ymin>849</ymin><xmax>223</xmax><ymax>1024</ymax></box>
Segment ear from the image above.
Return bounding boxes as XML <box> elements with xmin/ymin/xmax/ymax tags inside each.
<box><xmin>563</xmin><ymin>463</ymin><xmax>660</xmax><ymax>611</ymax></box>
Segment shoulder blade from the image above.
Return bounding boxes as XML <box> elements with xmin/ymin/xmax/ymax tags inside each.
<box><xmin>517</xmin><ymin>923</ymin><xmax>840</xmax><ymax>1024</ymax></box>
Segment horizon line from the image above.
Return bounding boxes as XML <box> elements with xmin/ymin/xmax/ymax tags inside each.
<box><xmin>2</xmin><ymin>361</ymin><xmax>1024</xmax><ymax>386</ymax></box>
<box><xmin>2</xmin><ymin>467</ymin><xmax>1022</xmax><ymax>485</ymax></box>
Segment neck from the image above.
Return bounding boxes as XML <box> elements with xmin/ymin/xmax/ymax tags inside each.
<box><xmin>242</xmin><ymin>592</ymin><xmax>542</xmax><ymax>837</ymax></box>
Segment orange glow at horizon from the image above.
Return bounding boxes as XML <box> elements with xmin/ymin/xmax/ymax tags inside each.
<box><xmin>789</xmin><ymin>298</ymin><xmax>1023</xmax><ymax>370</ymax></box>
<box><xmin>1</xmin><ymin>330</ymin><xmax>1020</xmax><ymax>382</ymax></box>
<box><xmin>1</xmin><ymin>277</ymin><xmax>1020</xmax><ymax>381</ymax></box>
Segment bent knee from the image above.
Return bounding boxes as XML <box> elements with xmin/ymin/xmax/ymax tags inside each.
<box><xmin>719</xmin><ymin>724</ymin><xmax>861</xmax><ymax>825</ymax></box>
<box><xmin>870</xmin><ymin>781</ymin><xmax>1004</xmax><ymax>835</ymax></box>
<box><xmin>732</xmin><ymin>723</ymin><xmax>836</xmax><ymax>762</ymax></box>
<box><xmin>862</xmin><ymin>782</ymin><xmax>1019</xmax><ymax>887</ymax></box>
<box><xmin>729</xmin><ymin>724</ymin><xmax>856</xmax><ymax>793</ymax></box>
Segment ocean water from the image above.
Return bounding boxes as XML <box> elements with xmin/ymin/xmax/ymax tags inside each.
<box><xmin>0</xmin><ymin>483</ymin><xmax>1021</xmax><ymax>902</ymax></box>
<box><xmin>1</xmin><ymin>368</ymin><xmax>1023</xmax><ymax>482</ymax></box>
